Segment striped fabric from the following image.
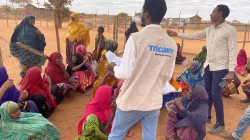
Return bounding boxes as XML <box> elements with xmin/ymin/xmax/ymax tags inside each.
<box><xmin>66</xmin><ymin>39</ymin><xmax>84</xmax><ymax>64</ymax></box>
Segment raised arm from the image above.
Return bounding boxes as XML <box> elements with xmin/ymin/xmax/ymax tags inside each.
<box><xmin>167</xmin><ymin>29</ymin><xmax>206</xmax><ymax>40</ymax></box>
<box><xmin>72</xmin><ymin>62</ymin><xmax>88</xmax><ymax>72</ymax></box>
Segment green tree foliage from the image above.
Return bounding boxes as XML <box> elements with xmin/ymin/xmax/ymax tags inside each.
<box><xmin>118</xmin><ymin>12</ymin><xmax>128</xmax><ymax>17</ymax></box>
<box><xmin>9</xmin><ymin>0</ymin><xmax>32</xmax><ymax>7</ymax></box>
<box><xmin>45</xmin><ymin>0</ymin><xmax>72</xmax><ymax>28</ymax></box>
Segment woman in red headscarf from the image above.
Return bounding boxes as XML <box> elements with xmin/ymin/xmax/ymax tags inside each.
<box><xmin>235</xmin><ymin>49</ymin><xmax>248</xmax><ymax>76</ymax></box>
<box><xmin>45</xmin><ymin>52</ymin><xmax>79</xmax><ymax>97</ymax></box>
<box><xmin>77</xmin><ymin>86</ymin><xmax>118</xmax><ymax>137</ymax></box>
<box><xmin>20</xmin><ymin>67</ymin><xmax>59</xmax><ymax>118</ymax></box>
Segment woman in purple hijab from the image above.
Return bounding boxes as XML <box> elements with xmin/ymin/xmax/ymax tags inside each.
<box><xmin>165</xmin><ymin>86</ymin><xmax>209</xmax><ymax>140</ymax></box>
<box><xmin>0</xmin><ymin>66</ymin><xmax>39</xmax><ymax>113</ymax></box>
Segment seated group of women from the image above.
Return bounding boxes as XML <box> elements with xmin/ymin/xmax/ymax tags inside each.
<box><xmin>0</xmin><ymin>67</ymin><xmax>60</xmax><ymax>139</ymax></box>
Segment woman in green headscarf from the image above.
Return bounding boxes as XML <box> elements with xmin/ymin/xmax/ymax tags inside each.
<box><xmin>0</xmin><ymin>101</ymin><xmax>60</xmax><ymax>140</ymax></box>
<box><xmin>76</xmin><ymin>114</ymin><xmax>108</xmax><ymax>140</ymax></box>
<box><xmin>194</xmin><ymin>46</ymin><xmax>207</xmax><ymax>64</ymax></box>
<box><xmin>105</xmin><ymin>39</ymin><xmax>118</xmax><ymax>53</ymax></box>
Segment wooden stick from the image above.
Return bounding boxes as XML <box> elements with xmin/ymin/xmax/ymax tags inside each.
<box><xmin>124</xmin><ymin>18</ymin><xmax>127</xmax><ymax>48</ymax></box>
<box><xmin>243</xmin><ymin>25</ymin><xmax>247</xmax><ymax>49</ymax></box>
<box><xmin>54</xmin><ymin>10</ymin><xmax>61</xmax><ymax>53</ymax></box>
<box><xmin>15</xmin><ymin>42</ymin><xmax>48</xmax><ymax>58</ymax></box>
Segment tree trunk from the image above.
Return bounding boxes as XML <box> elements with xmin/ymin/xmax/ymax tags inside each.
<box><xmin>57</xmin><ymin>11</ymin><xmax>62</xmax><ymax>28</ymax></box>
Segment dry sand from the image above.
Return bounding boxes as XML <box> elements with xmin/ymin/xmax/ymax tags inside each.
<box><xmin>0</xmin><ymin>19</ymin><xmax>250</xmax><ymax>140</ymax></box>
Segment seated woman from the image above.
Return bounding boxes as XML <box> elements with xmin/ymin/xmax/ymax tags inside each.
<box><xmin>76</xmin><ymin>45</ymin><xmax>96</xmax><ymax>79</ymax></box>
<box><xmin>0</xmin><ymin>66</ymin><xmax>39</xmax><ymax>113</ymax></box>
<box><xmin>0</xmin><ymin>101</ymin><xmax>60</xmax><ymax>140</ymax></box>
<box><xmin>240</xmin><ymin>74</ymin><xmax>250</xmax><ymax>103</ymax></box>
<box><xmin>77</xmin><ymin>86</ymin><xmax>118</xmax><ymax>139</ymax></box>
<box><xmin>98</xmin><ymin>50</ymin><xmax>109</xmax><ymax>78</ymax></box>
<box><xmin>162</xmin><ymin>77</ymin><xmax>182</xmax><ymax>108</ymax></box>
<box><xmin>106</xmin><ymin>40</ymin><xmax>118</xmax><ymax>53</ymax></box>
<box><xmin>45</xmin><ymin>52</ymin><xmax>79</xmax><ymax>97</ymax></box>
<box><xmin>194</xmin><ymin>46</ymin><xmax>207</xmax><ymax>65</ymax></box>
<box><xmin>20</xmin><ymin>67</ymin><xmax>59</xmax><ymax>118</ymax></box>
<box><xmin>178</xmin><ymin>61</ymin><xmax>205</xmax><ymax>97</ymax></box>
<box><xmin>92</xmin><ymin>71</ymin><xmax>119</xmax><ymax>98</ymax></box>
<box><xmin>176</xmin><ymin>43</ymin><xmax>186</xmax><ymax>64</ymax></box>
<box><xmin>165</xmin><ymin>86</ymin><xmax>208</xmax><ymax>140</ymax></box>
<box><xmin>235</xmin><ymin>49</ymin><xmax>247</xmax><ymax>76</ymax></box>
<box><xmin>67</xmin><ymin>52</ymin><xmax>94</xmax><ymax>94</ymax></box>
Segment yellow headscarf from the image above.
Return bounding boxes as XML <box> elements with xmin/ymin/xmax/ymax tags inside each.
<box><xmin>66</xmin><ymin>13</ymin><xmax>90</xmax><ymax>47</ymax></box>
<box><xmin>101</xmin><ymin>50</ymin><xmax>107</xmax><ymax>56</ymax></box>
<box><xmin>98</xmin><ymin>50</ymin><xmax>108</xmax><ymax>77</ymax></box>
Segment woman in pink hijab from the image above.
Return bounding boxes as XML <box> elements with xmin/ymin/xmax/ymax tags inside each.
<box><xmin>235</xmin><ymin>49</ymin><xmax>248</xmax><ymax>76</ymax></box>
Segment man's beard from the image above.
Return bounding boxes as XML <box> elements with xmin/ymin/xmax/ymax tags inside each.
<box><xmin>141</xmin><ymin>17</ymin><xmax>146</xmax><ymax>27</ymax></box>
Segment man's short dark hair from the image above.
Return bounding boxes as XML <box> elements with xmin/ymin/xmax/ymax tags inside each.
<box><xmin>217</xmin><ymin>5</ymin><xmax>230</xmax><ymax>19</ymax></box>
<box><xmin>143</xmin><ymin>0</ymin><xmax>167</xmax><ymax>23</ymax></box>
<box><xmin>98</xmin><ymin>26</ymin><xmax>105</xmax><ymax>33</ymax></box>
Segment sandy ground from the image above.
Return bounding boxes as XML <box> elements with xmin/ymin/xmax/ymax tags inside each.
<box><xmin>1</xmin><ymin>19</ymin><xmax>250</xmax><ymax>140</ymax></box>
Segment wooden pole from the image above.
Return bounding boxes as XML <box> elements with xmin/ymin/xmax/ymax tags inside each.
<box><xmin>54</xmin><ymin>10</ymin><xmax>61</xmax><ymax>53</ymax></box>
<box><xmin>0</xmin><ymin>47</ymin><xmax>3</xmax><ymax>67</ymax></box>
<box><xmin>116</xmin><ymin>16</ymin><xmax>118</xmax><ymax>42</ymax></box>
<box><xmin>46</xmin><ymin>11</ymin><xmax>48</xmax><ymax>28</ymax></box>
<box><xmin>94</xmin><ymin>12</ymin><xmax>97</xmax><ymax>29</ymax></box>
<box><xmin>6</xmin><ymin>0</ymin><xmax>8</xmax><ymax>28</ymax></box>
<box><xmin>52</xmin><ymin>12</ymin><xmax>54</xmax><ymax>27</ymax></box>
<box><xmin>113</xmin><ymin>16</ymin><xmax>116</xmax><ymax>41</ymax></box>
<box><xmin>178</xmin><ymin>11</ymin><xmax>181</xmax><ymax>32</ymax></box>
<box><xmin>181</xmin><ymin>24</ymin><xmax>185</xmax><ymax>51</ymax></box>
<box><xmin>124</xmin><ymin>18</ymin><xmax>127</xmax><ymax>48</ymax></box>
<box><xmin>6</xmin><ymin>11</ymin><xmax>9</xmax><ymax>28</ymax></box>
<box><xmin>12</xmin><ymin>2</ymin><xmax>17</xmax><ymax>26</ymax></box>
<box><xmin>194</xmin><ymin>10</ymin><xmax>198</xmax><ymax>30</ymax></box>
<box><xmin>243</xmin><ymin>25</ymin><xmax>247</xmax><ymax>49</ymax></box>
<box><xmin>108</xmin><ymin>10</ymin><xmax>109</xmax><ymax>31</ymax></box>
<box><xmin>248</xmin><ymin>21</ymin><xmax>250</xmax><ymax>41</ymax></box>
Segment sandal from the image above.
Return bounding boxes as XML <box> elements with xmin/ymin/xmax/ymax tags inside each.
<box><xmin>240</xmin><ymin>97</ymin><xmax>250</xmax><ymax>103</ymax></box>
<box><xmin>219</xmin><ymin>132</ymin><xmax>237</xmax><ymax>140</ymax></box>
